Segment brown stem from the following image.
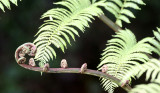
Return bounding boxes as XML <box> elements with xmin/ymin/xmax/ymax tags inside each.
<box><xmin>19</xmin><ymin>64</ymin><xmax>132</xmax><ymax>91</ymax></box>
<box><xmin>99</xmin><ymin>14</ymin><xmax>121</xmax><ymax>32</ymax></box>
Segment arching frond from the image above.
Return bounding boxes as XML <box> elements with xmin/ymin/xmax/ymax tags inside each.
<box><xmin>104</xmin><ymin>0</ymin><xmax>145</xmax><ymax>27</ymax></box>
<box><xmin>97</xmin><ymin>29</ymin><xmax>156</xmax><ymax>93</ymax></box>
<box><xmin>0</xmin><ymin>0</ymin><xmax>21</xmax><ymax>12</ymax></box>
<box><xmin>33</xmin><ymin>0</ymin><xmax>107</xmax><ymax>67</ymax></box>
<box><xmin>121</xmin><ymin>58</ymin><xmax>160</xmax><ymax>84</ymax></box>
<box><xmin>129</xmin><ymin>82</ymin><xmax>160</xmax><ymax>93</ymax></box>
<box><xmin>121</xmin><ymin>28</ymin><xmax>160</xmax><ymax>83</ymax></box>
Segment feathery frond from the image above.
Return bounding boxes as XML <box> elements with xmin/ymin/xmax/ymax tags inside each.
<box><xmin>121</xmin><ymin>58</ymin><xmax>160</xmax><ymax>83</ymax></box>
<box><xmin>104</xmin><ymin>0</ymin><xmax>145</xmax><ymax>27</ymax></box>
<box><xmin>129</xmin><ymin>82</ymin><xmax>160</xmax><ymax>93</ymax></box>
<box><xmin>121</xmin><ymin>27</ymin><xmax>160</xmax><ymax>83</ymax></box>
<box><xmin>97</xmin><ymin>29</ymin><xmax>156</xmax><ymax>93</ymax></box>
<box><xmin>33</xmin><ymin>0</ymin><xmax>107</xmax><ymax>67</ymax></box>
<box><xmin>150</xmin><ymin>27</ymin><xmax>160</xmax><ymax>55</ymax></box>
<box><xmin>0</xmin><ymin>0</ymin><xmax>21</xmax><ymax>12</ymax></box>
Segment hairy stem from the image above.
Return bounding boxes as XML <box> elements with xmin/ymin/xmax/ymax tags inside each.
<box><xmin>19</xmin><ymin>64</ymin><xmax>131</xmax><ymax>91</ymax></box>
<box><xmin>99</xmin><ymin>14</ymin><xmax>121</xmax><ymax>32</ymax></box>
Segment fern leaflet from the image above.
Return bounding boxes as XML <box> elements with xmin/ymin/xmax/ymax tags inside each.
<box><xmin>0</xmin><ymin>0</ymin><xmax>21</xmax><ymax>12</ymax></box>
<box><xmin>104</xmin><ymin>0</ymin><xmax>145</xmax><ymax>27</ymax></box>
<box><xmin>121</xmin><ymin>58</ymin><xmax>160</xmax><ymax>83</ymax></box>
<box><xmin>33</xmin><ymin>0</ymin><xmax>107</xmax><ymax>67</ymax></box>
<box><xmin>97</xmin><ymin>29</ymin><xmax>156</xmax><ymax>93</ymax></box>
<box><xmin>121</xmin><ymin>27</ymin><xmax>160</xmax><ymax>83</ymax></box>
<box><xmin>129</xmin><ymin>82</ymin><xmax>160</xmax><ymax>93</ymax></box>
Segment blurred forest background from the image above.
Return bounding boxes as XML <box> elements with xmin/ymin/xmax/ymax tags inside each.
<box><xmin>0</xmin><ymin>0</ymin><xmax>160</xmax><ymax>93</ymax></box>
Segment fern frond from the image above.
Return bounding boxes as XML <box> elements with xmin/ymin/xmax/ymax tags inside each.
<box><xmin>129</xmin><ymin>82</ymin><xmax>160</xmax><ymax>93</ymax></box>
<box><xmin>136</xmin><ymin>59</ymin><xmax>160</xmax><ymax>82</ymax></box>
<box><xmin>104</xmin><ymin>0</ymin><xmax>145</xmax><ymax>27</ymax></box>
<box><xmin>121</xmin><ymin>28</ymin><xmax>160</xmax><ymax>83</ymax></box>
<box><xmin>34</xmin><ymin>0</ymin><xmax>107</xmax><ymax>67</ymax></box>
<box><xmin>0</xmin><ymin>0</ymin><xmax>21</xmax><ymax>12</ymax></box>
<box><xmin>97</xmin><ymin>29</ymin><xmax>155</xmax><ymax>93</ymax></box>
<box><xmin>100</xmin><ymin>78</ymin><xmax>118</xmax><ymax>93</ymax></box>
<box><xmin>151</xmin><ymin>27</ymin><xmax>160</xmax><ymax>55</ymax></box>
<box><xmin>121</xmin><ymin>58</ymin><xmax>160</xmax><ymax>84</ymax></box>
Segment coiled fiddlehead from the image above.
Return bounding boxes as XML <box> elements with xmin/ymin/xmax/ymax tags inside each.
<box><xmin>15</xmin><ymin>43</ymin><xmax>37</xmax><ymax>65</ymax></box>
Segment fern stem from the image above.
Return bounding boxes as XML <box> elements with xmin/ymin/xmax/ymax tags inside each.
<box><xmin>99</xmin><ymin>15</ymin><xmax>121</xmax><ymax>32</ymax></box>
<box><xmin>19</xmin><ymin>64</ymin><xmax>132</xmax><ymax>91</ymax></box>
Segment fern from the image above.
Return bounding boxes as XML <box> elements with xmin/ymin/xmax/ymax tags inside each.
<box><xmin>104</xmin><ymin>0</ymin><xmax>145</xmax><ymax>27</ymax></box>
<box><xmin>129</xmin><ymin>82</ymin><xmax>160</xmax><ymax>93</ymax></box>
<box><xmin>119</xmin><ymin>28</ymin><xmax>160</xmax><ymax>93</ymax></box>
<box><xmin>122</xmin><ymin>28</ymin><xmax>160</xmax><ymax>82</ymax></box>
<box><xmin>123</xmin><ymin>59</ymin><xmax>160</xmax><ymax>93</ymax></box>
<box><xmin>121</xmin><ymin>58</ymin><xmax>160</xmax><ymax>83</ymax></box>
<box><xmin>97</xmin><ymin>29</ymin><xmax>157</xmax><ymax>93</ymax></box>
<box><xmin>11</xmin><ymin>0</ymin><xmax>160</xmax><ymax>92</ymax></box>
<box><xmin>151</xmin><ymin>28</ymin><xmax>160</xmax><ymax>55</ymax></box>
<box><xmin>33</xmin><ymin>0</ymin><xmax>107</xmax><ymax>67</ymax></box>
<box><xmin>0</xmin><ymin>0</ymin><xmax>21</xmax><ymax>12</ymax></box>
<box><xmin>33</xmin><ymin>0</ymin><xmax>146</xmax><ymax>68</ymax></box>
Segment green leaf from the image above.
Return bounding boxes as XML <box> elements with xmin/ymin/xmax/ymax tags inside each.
<box><xmin>34</xmin><ymin>0</ymin><xmax>107</xmax><ymax>66</ymax></box>
<box><xmin>98</xmin><ymin>29</ymin><xmax>155</xmax><ymax>93</ymax></box>
<box><xmin>0</xmin><ymin>0</ymin><xmax>21</xmax><ymax>12</ymax></box>
<box><xmin>120</xmin><ymin>9</ymin><xmax>135</xmax><ymax>18</ymax></box>
<box><xmin>118</xmin><ymin>15</ymin><xmax>130</xmax><ymax>23</ymax></box>
<box><xmin>106</xmin><ymin>0</ymin><xmax>146</xmax><ymax>27</ymax></box>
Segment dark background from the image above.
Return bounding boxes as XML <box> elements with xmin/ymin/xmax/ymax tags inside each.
<box><xmin>0</xmin><ymin>0</ymin><xmax>160</xmax><ymax>93</ymax></box>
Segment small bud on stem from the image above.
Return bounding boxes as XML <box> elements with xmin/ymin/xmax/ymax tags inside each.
<box><xmin>28</xmin><ymin>45</ymin><xmax>37</xmax><ymax>56</ymax></box>
<box><xmin>29</xmin><ymin>58</ymin><xmax>36</xmax><ymax>66</ymax></box>
<box><xmin>43</xmin><ymin>63</ymin><xmax>50</xmax><ymax>72</ymax></box>
<box><xmin>80</xmin><ymin>63</ymin><xmax>87</xmax><ymax>73</ymax></box>
<box><xmin>60</xmin><ymin>59</ymin><xmax>68</xmax><ymax>68</ymax></box>
<box><xmin>101</xmin><ymin>64</ymin><xmax>108</xmax><ymax>73</ymax></box>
